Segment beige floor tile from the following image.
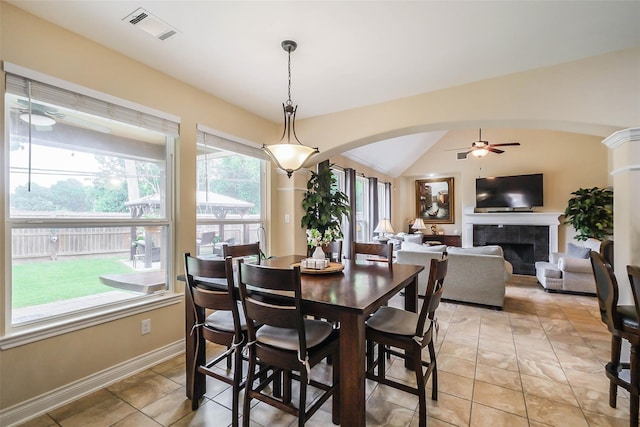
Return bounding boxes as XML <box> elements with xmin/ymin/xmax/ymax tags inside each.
<box><xmin>170</xmin><ymin>399</ymin><xmax>238</xmax><ymax>427</ymax></box>
<box><xmin>437</xmin><ymin>354</ymin><xmax>476</xmax><ymax>379</ymax></box>
<box><xmin>110</xmin><ymin>411</ymin><xmax>162</xmax><ymax>427</ymax></box>
<box><xmin>520</xmin><ymin>373</ymin><xmax>579</xmax><ymax>407</ymax></box>
<box><xmin>13</xmin><ymin>414</ymin><xmax>58</xmax><ymax>427</ymax></box>
<box><xmin>470</xmin><ymin>402</ymin><xmax>528</xmax><ymax>427</ymax></box>
<box><xmin>582</xmin><ymin>410</ymin><xmax>630</xmax><ymax>427</ymax></box>
<box><xmin>476</xmin><ymin>348</ymin><xmax>519</xmax><ymax>372</ymax></box>
<box><xmin>472</xmin><ymin>381</ymin><xmax>526</xmax><ymax>417</ymax></box>
<box><xmin>365</xmin><ymin>394</ymin><xmax>416</xmax><ymax>426</ymax></box>
<box><xmin>572</xmin><ymin>386</ymin><xmax>630</xmax><ymax>420</ymax></box>
<box><xmin>427</xmin><ymin>391</ymin><xmax>472</xmax><ymax>426</ymax></box>
<box><xmin>438</xmin><ymin>341</ymin><xmax>477</xmax><ymax>362</ymax></box>
<box><xmin>107</xmin><ymin>369</ymin><xmax>182</xmax><ymax>409</ymax></box>
<box><xmin>525</xmin><ymin>394</ymin><xmax>589</xmax><ymax>427</ymax></box>
<box><xmin>474</xmin><ymin>364</ymin><xmax>522</xmax><ymax>391</ymax></box>
<box><xmin>517</xmin><ymin>358</ymin><xmax>568</xmax><ymax>383</ymax></box>
<box><xmin>368</xmin><ymin>383</ymin><xmax>419</xmax><ymax>411</ymax></box>
<box><xmin>435</xmin><ymin>371</ymin><xmax>474</xmax><ymax>400</ymax></box>
<box><xmin>140</xmin><ymin>387</ymin><xmax>194</xmax><ymax>426</ymax></box>
<box><xmin>49</xmin><ymin>389</ymin><xmax>136</xmax><ymax>426</ymax></box>
<box><xmin>477</xmin><ymin>338</ymin><xmax>516</xmax><ymax>355</ymax></box>
<box><xmin>564</xmin><ymin>367</ymin><xmax>611</xmax><ymax>395</ymax></box>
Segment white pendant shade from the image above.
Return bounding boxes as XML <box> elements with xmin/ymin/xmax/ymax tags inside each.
<box><xmin>263</xmin><ymin>143</ymin><xmax>318</xmax><ymax>177</ymax></box>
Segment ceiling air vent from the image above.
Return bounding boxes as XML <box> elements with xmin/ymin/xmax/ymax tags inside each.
<box><xmin>123</xmin><ymin>7</ymin><xmax>177</xmax><ymax>41</ymax></box>
<box><xmin>457</xmin><ymin>152</ymin><xmax>468</xmax><ymax>160</ymax></box>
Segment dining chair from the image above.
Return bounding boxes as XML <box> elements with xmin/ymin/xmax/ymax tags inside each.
<box><xmin>237</xmin><ymin>259</ymin><xmax>340</xmax><ymax>426</ymax></box>
<box><xmin>183</xmin><ymin>253</ymin><xmax>246</xmax><ymax>426</ymax></box>
<box><xmin>306</xmin><ymin>240</ymin><xmax>343</xmax><ymax>262</ymax></box>
<box><xmin>222</xmin><ymin>242</ymin><xmax>262</xmax><ymax>264</ymax></box>
<box><xmin>351</xmin><ymin>241</ymin><xmax>393</xmax><ymax>267</ymax></box>
<box><xmin>365</xmin><ymin>256</ymin><xmax>448</xmax><ymax>427</ymax></box>
<box><xmin>590</xmin><ymin>251</ymin><xmax>639</xmax><ymax>427</ymax></box>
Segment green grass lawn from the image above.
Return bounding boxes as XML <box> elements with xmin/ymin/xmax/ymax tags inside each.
<box><xmin>12</xmin><ymin>257</ymin><xmax>135</xmax><ymax>308</ymax></box>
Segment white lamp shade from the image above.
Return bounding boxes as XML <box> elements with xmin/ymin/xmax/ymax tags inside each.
<box><xmin>411</xmin><ymin>218</ymin><xmax>427</xmax><ymax>231</ymax></box>
<box><xmin>263</xmin><ymin>143</ymin><xmax>317</xmax><ymax>176</ymax></box>
<box><xmin>374</xmin><ymin>218</ymin><xmax>395</xmax><ymax>234</ymax></box>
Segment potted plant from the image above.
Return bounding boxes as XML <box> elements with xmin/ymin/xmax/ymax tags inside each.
<box><xmin>301</xmin><ymin>163</ymin><xmax>350</xmax><ymax>255</ymax></box>
<box><xmin>564</xmin><ymin>186</ymin><xmax>613</xmax><ymax>241</ymax></box>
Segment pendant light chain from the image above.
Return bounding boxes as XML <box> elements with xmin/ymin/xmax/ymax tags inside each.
<box><xmin>287</xmin><ymin>48</ymin><xmax>293</xmax><ymax>106</ymax></box>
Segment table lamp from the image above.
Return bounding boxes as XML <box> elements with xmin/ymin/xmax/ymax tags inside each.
<box><xmin>411</xmin><ymin>218</ymin><xmax>427</xmax><ymax>234</ymax></box>
<box><xmin>374</xmin><ymin>218</ymin><xmax>395</xmax><ymax>242</ymax></box>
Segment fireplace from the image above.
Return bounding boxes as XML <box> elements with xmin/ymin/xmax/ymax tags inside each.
<box><xmin>464</xmin><ymin>212</ymin><xmax>562</xmax><ymax>276</ymax></box>
<box><xmin>474</xmin><ymin>225</ymin><xmax>548</xmax><ymax>274</ymax></box>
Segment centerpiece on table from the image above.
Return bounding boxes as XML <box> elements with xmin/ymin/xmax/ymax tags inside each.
<box><xmin>301</xmin><ymin>162</ymin><xmax>350</xmax><ymax>260</ymax></box>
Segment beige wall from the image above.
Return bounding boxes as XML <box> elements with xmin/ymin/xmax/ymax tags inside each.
<box><xmin>1</xmin><ymin>1</ymin><xmax>636</xmax><ymax>416</ymax></box>
<box><xmin>0</xmin><ymin>3</ymin><xmax>277</xmax><ymax>411</ymax></box>
<box><xmin>399</xmin><ymin>128</ymin><xmax>610</xmax><ymax>248</ymax></box>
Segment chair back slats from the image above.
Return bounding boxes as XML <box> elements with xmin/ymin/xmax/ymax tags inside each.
<box><xmin>223</xmin><ymin>242</ymin><xmax>261</xmax><ymax>264</ymax></box>
<box><xmin>352</xmin><ymin>242</ymin><xmax>393</xmax><ymax>267</ymax></box>
<box><xmin>237</xmin><ymin>260</ymin><xmax>306</xmax><ymax>352</ymax></box>
<box><xmin>184</xmin><ymin>253</ymin><xmax>236</xmax><ymax>312</ymax></box>
<box><xmin>627</xmin><ymin>265</ymin><xmax>640</xmax><ymax>321</ymax></box>
<box><xmin>415</xmin><ymin>256</ymin><xmax>448</xmax><ymax>338</ymax></box>
<box><xmin>590</xmin><ymin>251</ymin><xmax>621</xmax><ymax>331</ymax></box>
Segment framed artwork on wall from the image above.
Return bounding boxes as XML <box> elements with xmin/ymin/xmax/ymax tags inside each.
<box><xmin>415</xmin><ymin>177</ymin><xmax>454</xmax><ymax>224</ymax></box>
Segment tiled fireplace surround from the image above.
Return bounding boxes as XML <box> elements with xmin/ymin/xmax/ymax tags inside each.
<box><xmin>463</xmin><ymin>212</ymin><xmax>562</xmax><ymax>275</ymax></box>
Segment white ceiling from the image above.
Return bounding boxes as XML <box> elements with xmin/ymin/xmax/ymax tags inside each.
<box><xmin>9</xmin><ymin>1</ymin><xmax>640</xmax><ymax>176</ymax></box>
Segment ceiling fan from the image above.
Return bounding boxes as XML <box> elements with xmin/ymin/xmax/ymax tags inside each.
<box><xmin>452</xmin><ymin>128</ymin><xmax>521</xmax><ymax>158</ymax></box>
<box><xmin>12</xmin><ymin>99</ymin><xmax>64</xmax><ymax>126</ymax></box>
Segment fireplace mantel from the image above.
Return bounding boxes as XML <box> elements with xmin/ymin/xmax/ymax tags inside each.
<box><xmin>463</xmin><ymin>212</ymin><xmax>563</xmax><ymax>256</ymax></box>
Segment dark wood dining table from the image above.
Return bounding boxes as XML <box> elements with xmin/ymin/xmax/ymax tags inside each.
<box><xmin>184</xmin><ymin>254</ymin><xmax>423</xmax><ymax>426</ymax></box>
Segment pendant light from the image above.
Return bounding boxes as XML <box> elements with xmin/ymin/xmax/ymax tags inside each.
<box><xmin>262</xmin><ymin>40</ymin><xmax>318</xmax><ymax>178</ymax></box>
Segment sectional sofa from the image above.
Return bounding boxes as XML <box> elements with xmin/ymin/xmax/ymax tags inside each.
<box><xmin>396</xmin><ymin>243</ymin><xmax>513</xmax><ymax>309</ymax></box>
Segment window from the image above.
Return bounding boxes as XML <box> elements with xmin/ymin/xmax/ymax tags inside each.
<box><xmin>5</xmin><ymin>66</ymin><xmax>177</xmax><ymax>331</ymax></box>
<box><xmin>196</xmin><ymin>128</ymin><xmax>266</xmax><ymax>256</ymax></box>
<box><xmin>377</xmin><ymin>182</ymin><xmax>388</xmax><ymax>221</ymax></box>
<box><xmin>355</xmin><ymin>175</ymin><xmax>370</xmax><ymax>241</ymax></box>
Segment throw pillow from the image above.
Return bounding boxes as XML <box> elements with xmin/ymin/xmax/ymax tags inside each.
<box><xmin>404</xmin><ymin>234</ymin><xmax>424</xmax><ymax>244</ymax></box>
<box><xmin>566</xmin><ymin>242</ymin><xmax>591</xmax><ymax>259</ymax></box>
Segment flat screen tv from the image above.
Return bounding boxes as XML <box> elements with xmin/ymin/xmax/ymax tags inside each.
<box><xmin>476</xmin><ymin>173</ymin><xmax>543</xmax><ymax>209</ymax></box>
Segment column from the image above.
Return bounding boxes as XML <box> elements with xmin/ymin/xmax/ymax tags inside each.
<box><xmin>603</xmin><ymin>127</ymin><xmax>640</xmax><ymax>304</ymax></box>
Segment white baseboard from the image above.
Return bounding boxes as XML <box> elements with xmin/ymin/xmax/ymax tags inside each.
<box><xmin>0</xmin><ymin>340</ymin><xmax>184</xmax><ymax>427</ymax></box>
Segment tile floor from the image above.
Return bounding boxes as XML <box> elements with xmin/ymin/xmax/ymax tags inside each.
<box><xmin>19</xmin><ymin>276</ymin><xmax>631</xmax><ymax>426</ymax></box>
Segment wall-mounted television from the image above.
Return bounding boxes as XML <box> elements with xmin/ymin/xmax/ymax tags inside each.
<box><xmin>476</xmin><ymin>173</ymin><xmax>543</xmax><ymax>210</ymax></box>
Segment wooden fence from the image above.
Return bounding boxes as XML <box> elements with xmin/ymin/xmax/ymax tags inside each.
<box><xmin>12</xmin><ymin>227</ymin><xmax>132</xmax><ymax>260</ymax></box>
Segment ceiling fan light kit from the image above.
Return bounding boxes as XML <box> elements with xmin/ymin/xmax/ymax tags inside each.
<box><xmin>262</xmin><ymin>40</ymin><xmax>319</xmax><ymax>178</ymax></box>
<box><xmin>454</xmin><ymin>128</ymin><xmax>521</xmax><ymax>158</ymax></box>
<box><xmin>19</xmin><ymin>112</ymin><xmax>56</xmax><ymax>126</ymax></box>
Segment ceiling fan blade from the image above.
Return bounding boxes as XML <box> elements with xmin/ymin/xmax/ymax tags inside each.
<box><xmin>445</xmin><ymin>146</ymin><xmax>472</xmax><ymax>152</ymax></box>
<box><xmin>490</xmin><ymin>142</ymin><xmax>521</xmax><ymax>147</ymax></box>
<box><xmin>488</xmin><ymin>147</ymin><xmax>504</xmax><ymax>154</ymax></box>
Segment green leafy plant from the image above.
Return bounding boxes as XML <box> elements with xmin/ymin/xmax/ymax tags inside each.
<box><xmin>564</xmin><ymin>187</ymin><xmax>613</xmax><ymax>241</ymax></box>
<box><xmin>301</xmin><ymin>164</ymin><xmax>350</xmax><ymax>246</ymax></box>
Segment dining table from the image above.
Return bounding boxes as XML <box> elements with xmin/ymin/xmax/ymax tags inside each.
<box><xmin>183</xmin><ymin>254</ymin><xmax>424</xmax><ymax>426</ymax></box>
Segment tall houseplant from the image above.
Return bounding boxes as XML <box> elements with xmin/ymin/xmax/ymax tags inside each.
<box><xmin>301</xmin><ymin>164</ymin><xmax>350</xmax><ymax>247</ymax></box>
<box><xmin>564</xmin><ymin>187</ymin><xmax>613</xmax><ymax>241</ymax></box>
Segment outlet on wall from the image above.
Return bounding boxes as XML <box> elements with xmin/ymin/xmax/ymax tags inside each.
<box><xmin>141</xmin><ymin>318</ymin><xmax>151</xmax><ymax>335</ymax></box>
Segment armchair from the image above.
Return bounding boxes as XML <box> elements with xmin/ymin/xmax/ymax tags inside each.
<box><xmin>535</xmin><ymin>238</ymin><xmax>605</xmax><ymax>294</ymax></box>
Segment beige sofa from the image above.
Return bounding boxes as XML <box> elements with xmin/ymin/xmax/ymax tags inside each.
<box><xmin>396</xmin><ymin>243</ymin><xmax>512</xmax><ymax>309</ymax></box>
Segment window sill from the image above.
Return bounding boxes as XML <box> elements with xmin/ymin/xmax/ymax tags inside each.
<box><xmin>0</xmin><ymin>292</ymin><xmax>182</xmax><ymax>350</ymax></box>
